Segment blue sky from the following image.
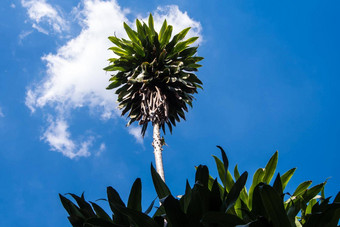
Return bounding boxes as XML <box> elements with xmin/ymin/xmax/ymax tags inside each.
<box><xmin>1</xmin><ymin>0</ymin><xmax>339</xmax><ymax>226</ymax></box>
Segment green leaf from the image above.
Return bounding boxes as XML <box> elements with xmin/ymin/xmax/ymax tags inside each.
<box><xmin>144</xmin><ymin>197</ymin><xmax>156</xmax><ymax>215</ymax></box>
<box><xmin>179</xmin><ymin>180</ymin><xmax>192</xmax><ymax>213</ymax></box>
<box><xmin>59</xmin><ymin>194</ymin><xmax>85</xmax><ymax>219</ymax></box>
<box><xmin>143</xmin><ymin>23</ymin><xmax>153</xmax><ymax>43</ymax></box>
<box><xmin>151</xmin><ymin>164</ymin><xmax>171</xmax><ymax>200</ymax></box>
<box><xmin>108</xmin><ymin>47</ymin><xmax>128</xmax><ymax>56</ymax></box>
<box><xmin>195</xmin><ymin>165</ymin><xmax>209</xmax><ymax>187</ymax></box>
<box><xmin>127</xmin><ymin>178</ymin><xmax>142</xmax><ymax>212</ymax></box>
<box><xmin>186</xmin><ymin>186</ymin><xmax>203</xmax><ymax>225</ymax></box>
<box><xmin>158</xmin><ymin>19</ymin><xmax>167</xmax><ymax>42</ymax></box>
<box><xmin>162</xmin><ymin>195</ymin><xmax>189</xmax><ymax>227</ymax></box>
<box><xmin>106</xmin><ymin>186</ymin><xmax>130</xmax><ymax>225</ymax></box>
<box><xmin>286</xmin><ymin>196</ymin><xmax>304</xmax><ymax>218</ymax></box>
<box><xmin>334</xmin><ymin>191</ymin><xmax>340</xmax><ymax>203</ymax></box>
<box><xmin>262</xmin><ymin>151</ymin><xmax>278</xmax><ymax>184</ymax></box>
<box><xmin>213</xmin><ymin>146</ymin><xmax>233</xmax><ymax>192</ymax></box>
<box><xmin>106</xmin><ymin>78</ymin><xmax>122</xmax><ymax>90</ymax></box>
<box><xmin>186</xmin><ymin>73</ymin><xmax>203</xmax><ymax>85</ymax></box>
<box><xmin>90</xmin><ymin>202</ymin><xmax>112</xmax><ymax>222</ymax></box>
<box><xmin>123</xmin><ymin>22</ymin><xmax>140</xmax><ymax>45</ymax></box>
<box><xmin>303</xmin><ymin>201</ymin><xmax>340</xmax><ymax>227</ymax></box>
<box><xmin>212</xmin><ymin>156</ymin><xmax>227</xmax><ymax>188</ymax></box>
<box><xmin>169</xmin><ymin>37</ymin><xmax>199</xmax><ymax>57</ymax></box>
<box><xmin>153</xmin><ymin>205</ymin><xmax>165</xmax><ymax>218</ymax></box>
<box><xmin>66</xmin><ymin>193</ymin><xmax>96</xmax><ymax>217</ymax></box>
<box><xmin>179</xmin><ymin>47</ymin><xmax>198</xmax><ymax>58</ymax></box>
<box><xmin>160</xmin><ymin>25</ymin><xmax>173</xmax><ymax>47</ymax></box>
<box><xmin>305</xmin><ymin>198</ymin><xmax>317</xmax><ymax>215</ymax></box>
<box><xmin>171</xmin><ymin>27</ymin><xmax>190</xmax><ymax>44</ymax></box>
<box><xmin>209</xmin><ymin>179</ymin><xmax>222</xmax><ymax>211</ymax></box>
<box><xmin>208</xmin><ymin>175</ymin><xmax>224</xmax><ymax>199</ymax></box>
<box><xmin>293</xmin><ymin>181</ymin><xmax>312</xmax><ymax>197</ymax></box>
<box><xmin>103</xmin><ymin>65</ymin><xmax>126</xmax><ymax>72</ymax></box>
<box><xmin>108</xmin><ymin>58</ymin><xmax>118</xmax><ymax>63</ymax></box>
<box><xmin>321</xmin><ymin>185</ymin><xmax>325</xmax><ymax>199</ymax></box>
<box><xmin>294</xmin><ymin>217</ymin><xmax>303</xmax><ymax>227</ymax></box>
<box><xmin>255</xmin><ymin>183</ymin><xmax>291</xmax><ymax>227</ymax></box>
<box><xmin>107</xmin><ymin>187</ymin><xmax>125</xmax><ymax>207</ymax></box>
<box><xmin>233</xmin><ymin>198</ymin><xmax>243</xmax><ymax>218</ymax></box>
<box><xmin>217</xmin><ymin>145</ymin><xmax>229</xmax><ymax>174</ymax></box>
<box><xmin>248</xmin><ymin>168</ymin><xmax>265</xmax><ymax>209</ymax></box>
<box><xmin>281</xmin><ymin>168</ymin><xmax>296</xmax><ymax>191</ymax></box>
<box><xmin>272</xmin><ymin>173</ymin><xmax>283</xmax><ymax>196</ymax></box>
<box><xmin>234</xmin><ymin>165</ymin><xmax>240</xmax><ymax>181</ymax></box>
<box><xmin>109</xmin><ymin>202</ymin><xmax>160</xmax><ymax>227</ymax></box>
<box><xmin>108</xmin><ymin>36</ymin><xmax>123</xmax><ymax>48</ymax></box>
<box><xmin>183</xmin><ymin>36</ymin><xmax>199</xmax><ymax>45</ymax></box>
<box><xmin>239</xmin><ymin>188</ymin><xmax>249</xmax><ymax>210</ymax></box>
<box><xmin>148</xmin><ymin>13</ymin><xmax>155</xmax><ymax>34</ymax></box>
<box><xmin>303</xmin><ymin>182</ymin><xmax>326</xmax><ymax>202</ymax></box>
<box><xmin>132</xmin><ymin>42</ymin><xmax>145</xmax><ymax>57</ymax></box>
<box><xmin>135</xmin><ymin>19</ymin><xmax>146</xmax><ymax>42</ymax></box>
<box><xmin>225</xmin><ymin>171</ymin><xmax>248</xmax><ymax>212</ymax></box>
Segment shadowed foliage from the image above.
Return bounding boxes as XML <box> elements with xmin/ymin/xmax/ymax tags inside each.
<box><xmin>60</xmin><ymin>146</ymin><xmax>340</xmax><ymax>226</ymax></box>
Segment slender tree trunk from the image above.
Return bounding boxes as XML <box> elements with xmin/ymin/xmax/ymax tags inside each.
<box><xmin>152</xmin><ymin>122</ymin><xmax>165</xmax><ymax>182</ymax></box>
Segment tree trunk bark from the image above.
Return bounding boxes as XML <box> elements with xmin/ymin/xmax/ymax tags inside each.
<box><xmin>152</xmin><ymin>122</ymin><xmax>165</xmax><ymax>182</ymax></box>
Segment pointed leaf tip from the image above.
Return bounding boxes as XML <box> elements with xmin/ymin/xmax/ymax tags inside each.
<box><xmin>151</xmin><ymin>164</ymin><xmax>171</xmax><ymax>200</ymax></box>
<box><xmin>216</xmin><ymin>145</ymin><xmax>229</xmax><ymax>172</ymax></box>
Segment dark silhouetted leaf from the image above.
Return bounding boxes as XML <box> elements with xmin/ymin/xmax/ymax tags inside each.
<box><xmin>151</xmin><ymin>164</ymin><xmax>171</xmax><ymax>200</ymax></box>
<box><xmin>195</xmin><ymin>165</ymin><xmax>209</xmax><ymax>187</ymax></box>
<box><xmin>225</xmin><ymin>171</ymin><xmax>248</xmax><ymax>212</ymax></box>
<box><xmin>127</xmin><ymin>178</ymin><xmax>142</xmax><ymax>212</ymax></box>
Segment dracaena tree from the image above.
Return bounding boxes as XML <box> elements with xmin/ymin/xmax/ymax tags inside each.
<box><xmin>104</xmin><ymin>14</ymin><xmax>203</xmax><ymax>181</ymax></box>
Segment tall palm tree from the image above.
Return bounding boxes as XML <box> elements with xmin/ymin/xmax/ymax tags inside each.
<box><xmin>104</xmin><ymin>14</ymin><xmax>203</xmax><ymax>181</ymax></box>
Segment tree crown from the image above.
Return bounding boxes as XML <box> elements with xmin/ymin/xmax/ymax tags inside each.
<box><xmin>104</xmin><ymin>14</ymin><xmax>203</xmax><ymax>136</ymax></box>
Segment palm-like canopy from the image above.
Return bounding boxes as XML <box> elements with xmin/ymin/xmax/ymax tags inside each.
<box><xmin>104</xmin><ymin>14</ymin><xmax>203</xmax><ymax>136</ymax></box>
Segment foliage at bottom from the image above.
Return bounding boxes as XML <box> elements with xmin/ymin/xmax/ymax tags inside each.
<box><xmin>60</xmin><ymin>147</ymin><xmax>340</xmax><ymax>227</ymax></box>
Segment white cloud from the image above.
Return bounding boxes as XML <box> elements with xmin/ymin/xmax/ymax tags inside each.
<box><xmin>21</xmin><ymin>0</ymin><xmax>68</xmax><ymax>34</ymax></box>
<box><xmin>32</xmin><ymin>23</ymin><xmax>49</xmax><ymax>35</ymax></box>
<box><xmin>95</xmin><ymin>143</ymin><xmax>106</xmax><ymax>156</ymax></box>
<box><xmin>19</xmin><ymin>30</ymin><xmax>33</xmax><ymax>44</ymax></box>
<box><xmin>150</xmin><ymin>5</ymin><xmax>202</xmax><ymax>43</ymax></box>
<box><xmin>11</xmin><ymin>3</ymin><xmax>16</xmax><ymax>8</ymax></box>
<box><xmin>26</xmin><ymin>0</ymin><xmax>202</xmax><ymax>158</ymax></box>
<box><xmin>42</xmin><ymin>118</ymin><xmax>91</xmax><ymax>159</ymax></box>
<box><xmin>128</xmin><ymin>126</ymin><xmax>144</xmax><ymax>144</ymax></box>
<box><xmin>25</xmin><ymin>0</ymin><xmax>127</xmax><ymax>118</ymax></box>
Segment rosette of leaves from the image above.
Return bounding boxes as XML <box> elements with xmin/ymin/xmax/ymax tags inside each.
<box><xmin>104</xmin><ymin>14</ymin><xmax>203</xmax><ymax>136</ymax></box>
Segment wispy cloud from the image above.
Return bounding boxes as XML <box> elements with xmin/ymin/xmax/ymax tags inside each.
<box><xmin>21</xmin><ymin>0</ymin><xmax>68</xmax><ymax>34</ymax></box>
<box><xmin>95</xmin><ymin>143</ymin><xmax>106</xmax><ymax>156</ymax></box>
<box><xmin>32</xmin><ymin>23</ymin><xmax>49</xmax><ymax>34</ymax></box>
<box><xmin>0</xmin><ymin>107</ymin><xmax>4</xmax><ymax>117</ymax></box>
<box><xmin>25</xmin><ymin>0</ymin><xmax>202</xmax><ymax>159</ymax></box>
<box><xmin>42</xmin><ymin>118</ymin><xmax>91</xmax><ymax>159</ymax></box>
<box><xmin>19</xmin><ymin>30</ymin><xmax>33</xmax><ymax>44</ymax></box>
<box><xmin>128</xmin><ymin>126</ymin><xmax>144</xmax><ymax>144</ymax></box>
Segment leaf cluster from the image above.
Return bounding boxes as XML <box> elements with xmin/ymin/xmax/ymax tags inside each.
<box><xmin>104</xmin><ymin>14</ymin><xmax>203</xmax><ymax>135</ymax></box>
<box><xmin>60</xmin><ymin>147</ymin><xmax>340</xmax><ymax>226</ymax></box>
